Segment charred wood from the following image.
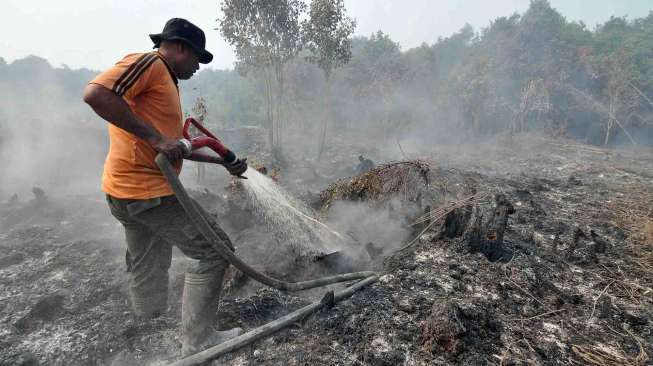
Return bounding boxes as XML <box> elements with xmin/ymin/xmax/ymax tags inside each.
<box><xmin>464</xmin><ymin>193</ymin><xmax>515</xmax><ymax>262</ymax></box>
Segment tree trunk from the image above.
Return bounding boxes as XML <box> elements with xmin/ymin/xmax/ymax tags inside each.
<box><xmin>275</xmin><ymin>63</ymin><xmax>284</xmax><ymax>153</ymax></box>
<box><xmin>317</xmin><ymin>76</ymin><xmax>331</xmax><ymax>161</ymax></box>
<box><xmin>464</xmin><ymin>193</ymin><xmax>515</xmax><ymax>262</ymax></box>
<box><xmin>374</xmin><ymin>80</ymin><xmax>392</xmax><ymax>141</ymax></box>
<box><xmin>383</xmin><ymin>89</ymin><xmax>391</xmax><ymax>142</ymax></box>
<box><xmin>264</xmin><ymin>67</ymin><xmax>274</xmax><ymax>151</ymax></box>
<box><xmin>604</xmin><ymin>94</ymin><xmax>615</xmax><ymax>145</ymax></box>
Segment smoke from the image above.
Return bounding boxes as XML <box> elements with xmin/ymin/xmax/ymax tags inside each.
<box><xmin>325</xmin><ymin>198</ymin><xmax>419</xmax><ymax>257</ymax></box>
<box><xmin>0</xmin><ymin>56</ymin><xmax>106</xmax><ymax>201</ymax></box>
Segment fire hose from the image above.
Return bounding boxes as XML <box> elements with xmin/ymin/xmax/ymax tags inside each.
<box><xmin>160</xmin><ymin>119</ymin><xmax>378</xmax><ymax>365</ymax></box>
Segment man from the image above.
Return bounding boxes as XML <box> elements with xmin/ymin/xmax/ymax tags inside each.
<box><xmin>355</xmin><ymin>155</ymin><xmax>375</xmax><ymax>174</ymax></box>
<box><xmin>83</xmin><ymin>18</ymin><xmax>247</xmax><ymax>356</ymax></box>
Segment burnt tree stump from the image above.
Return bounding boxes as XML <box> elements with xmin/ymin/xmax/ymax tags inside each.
<box><xmin>464</xmin><ymin>193</ymin><xmax>515</xmax><ymax>262</ymax></box>
<box><xmin>441</xmin><ymin>206</ymin><xmax>473</xmax><ymax>238</ymax></box>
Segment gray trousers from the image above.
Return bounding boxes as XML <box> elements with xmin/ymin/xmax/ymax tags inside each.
<box><xmin>106</xmin><ymin>194</ymin><xmax>232</xmax><ymax>317</ymax></box>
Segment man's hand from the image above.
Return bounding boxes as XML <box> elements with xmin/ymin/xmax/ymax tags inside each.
<box><xmin>149</xmin><ymin>135</ymin><xmax>186</xmax><ymax>161</ymax></box>
<box><xmin>224</xmin><ymin>158</ymin><xmax>248</xmax><ymax>177</ymax></box>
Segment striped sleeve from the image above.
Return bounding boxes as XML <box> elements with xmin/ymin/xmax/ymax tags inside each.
<box><xmin>89</xmin><ymin>52</ymin><xmax>161</xmax><ymax>98</ymax></box>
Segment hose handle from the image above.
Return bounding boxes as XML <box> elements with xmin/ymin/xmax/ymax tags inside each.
<box><xmin>182</xmin><ymin>117</ymin><xmax>238</xmax><ymax>164</ymax></box>
<box><xmin>183</xmin><ymin>117</ymin><xmax>219</xmax><ymax>140</ymax></box>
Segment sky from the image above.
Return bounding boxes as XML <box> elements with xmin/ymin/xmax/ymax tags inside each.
<box><xmin>1</xmin><ymin>0</ymin><xmax>651</xmax><ymax>71</ymax></box>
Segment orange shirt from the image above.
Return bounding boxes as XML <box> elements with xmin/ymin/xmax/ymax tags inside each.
<box><xmin>90</xmin><ymin>51</ymin><xmax>183</xmax><ymax>199</ymax></box>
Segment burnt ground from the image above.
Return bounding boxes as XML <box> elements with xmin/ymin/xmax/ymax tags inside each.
<box><xmin>1</xmin><ymin>134</ymin><xmax>652</xmax><ymax>365</ymax></box>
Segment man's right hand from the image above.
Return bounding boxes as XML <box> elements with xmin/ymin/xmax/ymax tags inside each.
<box><xmin>225</xmin><ymin>158</ymin><xmax>248</xmax><ymax>177</ymax></box>
<box><xmin>149</xmin><ymin>135</ymin><xmax>186</xmax><ymax>161</ymax></box>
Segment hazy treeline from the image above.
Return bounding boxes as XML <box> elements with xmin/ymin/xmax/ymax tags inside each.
<box><xmin>183</xmin><ymin>0</ymin><xmax>653</xmax><ymax>146</ymax></box>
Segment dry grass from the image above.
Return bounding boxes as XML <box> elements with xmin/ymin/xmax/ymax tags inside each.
<box><xmin>609</xmin><ymin>197</ymin><xmax>651</xmax><ymax>244</ymax></box>
<box><xmin>399</xmin><ymin>193</ymin><xmax>488</xmax><ymax>250</ymax></box>
<box><xmin>604</xmin><ymin>182</ymin><xmax>653</xmax><ymax>283</ymax></box>
<box><xmin>410</xmin><ymin>193</ymin><xmax>485</xmax><ymax>227</ymax></box>
<box><xmin>571</xmin><ymin>327</ymin><xmax>648</xmax><ymax>366</ymax></box>
<box><xmin>635</xmin><ymin>219</ymin><xmax>653</xmax><ymax>260</ymax></box>
<box><xmin>320</xmin><ymin>160</ymin><xmax>431</xmax><ymax>211</ymax></box>
<box><xmin>571</xmin><ymin>345</ymin><xmax>641</xmax><ymax>366</ymax></box>
<box><xmin>643</xmin><ymin>220</ymin><xmax>653</xmax><ymax>244</ymax></box>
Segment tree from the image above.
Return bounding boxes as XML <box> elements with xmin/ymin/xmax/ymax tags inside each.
<box><xmin>346</xmin><ymin>31</ymin><xmax>405</xmax><ymax>140</ymax></box>
<box><xmin>302</xmin><ymin>0</ymin><xmax>356</xmax><ymax>159</ymax></box>
<box><xmin>593</xmin><ymin>48</ymin><xmax>639</xmax><ymax>144</ymax></box>
<box><xmin>191</xmin><ymin>96</ymin><xmax>209</xmax><ymax>184</ymax></box>
<box><xmin>457</xmin><ymin>57</ymin><xmax>490</xmax><ymax>135</ymax></box>
<box><xmin>219</xmin><ymin>0</ymin><xmax>305</xmax><ymax>154</ymax></box>
<box><xmin>432</xmin><ymin>24</ymin><xmax>475</xmax><ymax>77</ymax></box>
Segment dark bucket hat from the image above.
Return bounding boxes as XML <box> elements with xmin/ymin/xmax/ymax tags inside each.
<box><xmin>149</xmin><ymin>18</ymin><xmax>213</xmax><ymax>64</ymax></box>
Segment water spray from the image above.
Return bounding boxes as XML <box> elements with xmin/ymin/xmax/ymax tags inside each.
<box><xmin>242</xmin><ymin>168</ymin><xmax>346</xmax><ymax>253</ymax></box>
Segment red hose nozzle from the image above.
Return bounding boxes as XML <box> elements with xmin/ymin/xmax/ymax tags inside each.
<box><xmin>183</xmin><ymin>117</ymin><xmax>237</xmax><ymax>164</ymax></box>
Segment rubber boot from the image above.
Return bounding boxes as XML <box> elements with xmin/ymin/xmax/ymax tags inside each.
<box><xmin>129</xmin><ymin>275</ymin><xmax>168</xmax><ymax>319</ymax></box>
<box><xmin>181</xmin><ymin>270</ymin><xmax>243</xmax><ymax>357</ymax></box>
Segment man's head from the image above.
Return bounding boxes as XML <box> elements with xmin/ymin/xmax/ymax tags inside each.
<box><xmin>149</xmin><ymin>18</ymin><xmax>213</xmax><ymax>80</ymax></box>
<box><xmin>158</xmin><ymin>40</ymin><xmax>200</xmax><ymax>80</ymax></box>
<box><xmin>358</xmin><ymin>155</ymin><xmax>365</xmax><ymax>162</ymax></box>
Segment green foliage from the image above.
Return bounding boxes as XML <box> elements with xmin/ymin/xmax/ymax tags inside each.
<box><xmin>346</xmin><ymin>31</ymin><xmax>404</xmax><ymax>97</ymax></box>
<box><xmin>431</xmin><ymin>24</ymin><xmax>475</xmax><ymax>77</ymax></box>
<box><xmin>219</xmin><ymin>0</ymin><xmax>305</xmax><ymax>75</ymax></box>
<box><xmin>302</xmin><ymin>0</ymin><xmax>356</xmax><ymax>79</ymax></box>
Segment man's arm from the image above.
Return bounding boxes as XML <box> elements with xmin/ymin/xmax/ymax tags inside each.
<box><xmin>82</xmin><ymin>83</ymin><xmax>185</xmax><ymax>160</ymax></box>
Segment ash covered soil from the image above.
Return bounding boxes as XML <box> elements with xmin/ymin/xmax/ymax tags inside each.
<box><xmin>1</xmin><ymin>135</ymin><xmax>652</xmax><ymax>365</ymax></box>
